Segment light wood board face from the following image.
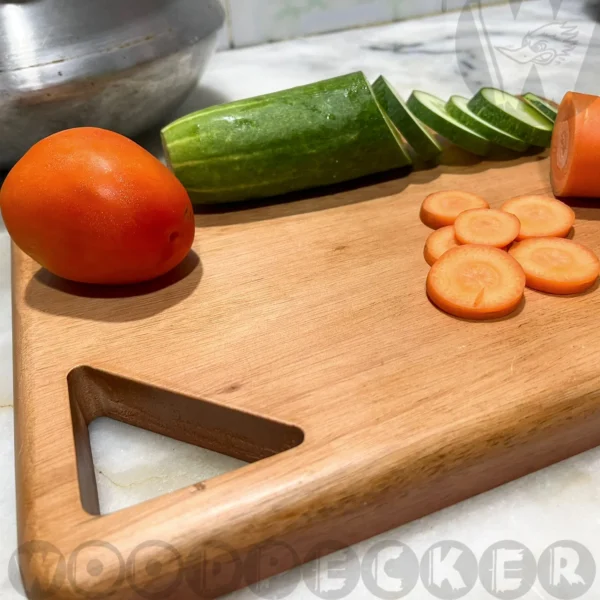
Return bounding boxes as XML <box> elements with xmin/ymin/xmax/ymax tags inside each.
<box><xmin>12</xmin><ymin>151</ymin><xmax>600</xmax><ymax>598</ymax></box>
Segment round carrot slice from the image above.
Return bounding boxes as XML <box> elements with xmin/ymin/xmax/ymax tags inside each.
<box><xmin>501</xmin><ymin>195</ymin><xmax>575</xmax><ymax>240</ymax></box>
<box><xmin>424</xmin><ymin>226</ymin><xmax>460</xmax><ymax>266</ymax></box>
<box><xmin>454</xmin><ymin>208</ymin><xmax>520</xmax><ymax>248</ymax></box>
<box><xmin>427</xmin><ymin>245</ymin><xmax>526</xmax><ymax>320</ymax></box>
<box><xmin>420</xmin><ymin>190</ymin><xmax>489</xmax><ymax>229</ymax></box>
<box><xmin>509</xmin><ymin>237</ymin><xmax>600</xmax><ymax>294</ymax></box>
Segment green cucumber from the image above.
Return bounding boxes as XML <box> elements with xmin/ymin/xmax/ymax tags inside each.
<box><xmin>372</xmin><ymin>76</ymin><xmax>442</xmax><ymax>161</ymax></box>
<box><xmin>468</xmin><ymin>88</ymin><xmax>554</xmax><ymax>147</ymax></box>
<box><xmin>522</xmin><ymin>92</ymin><xmax>558</xmax><ymax>123</ymax></box>
<box><xmin>446</xmin><ymin>95</ymin><xmax>529</xmax><ymax>152</ymax></box>
<box><xmin>407</xmin><ymin>91</ymin><xmax>491</xmax><ymax>156</ymax></box>
<box><xmin>161</xmin><ymin>72</ymin><xmax>412</xmax><ymax>204</ymax></box>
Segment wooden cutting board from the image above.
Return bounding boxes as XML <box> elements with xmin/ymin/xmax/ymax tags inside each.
<box><xmin>13</xmin><ymin>149</ymin><xmax>600</xmax><ymax>599</ymax></box>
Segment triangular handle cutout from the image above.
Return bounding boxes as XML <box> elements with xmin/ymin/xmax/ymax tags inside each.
<box><xmin>89</xmin><ymin>417</ymin><xmax>248</xmax><ymax>515</ymax></box>
<box><xmin>68</xmin><ymin>366</ymin><xmax>304</xmax><ymax>516</ymax></box>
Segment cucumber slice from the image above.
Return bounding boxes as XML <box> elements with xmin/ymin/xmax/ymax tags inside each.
<box><xmin>407</xmin><ymin>90</ymin><xmax>491</xmax><ymax>157</ymax></box>
<box><xmin>522</xmin><ymin>92</ymin><xmax>558</xmax><ymax>123</ymax></box>
<box><xmin>446</xmin><ymin>95</ymin><xmax>529</xmax><ymax>152</ymax></box>
<box><xmin>468</xmin><ymin>88</ymin><xmax>554</xmax><ymax>147</ymax></box>
<box><xmin>372</xmin><ymin>76</ymin><xmax>442</xmax><ymax>161</ymax></box>
<box><xmin>381</xmin><ymin>111</ymin><xmax>414</xmax><ymax>162</ymax></box>
<box><xmin>162</xmin><ymin>72</ymin><xmax>412</xmax><ymax>204</ymax></box>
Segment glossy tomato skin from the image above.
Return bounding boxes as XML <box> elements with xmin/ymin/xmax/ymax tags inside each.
<box><xmin>0</xmin><ymin>127</ymin><xmax>195</xmax><ymax>284</ymax></box>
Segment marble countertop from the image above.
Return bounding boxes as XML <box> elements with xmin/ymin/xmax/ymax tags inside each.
<box><xmin>3</xmin><ymin>1</ymin><xmax>600</xmax><ymax>598</ymax></box>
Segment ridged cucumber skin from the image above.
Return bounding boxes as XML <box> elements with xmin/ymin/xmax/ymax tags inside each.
<box><xmin>161</xmin><ymin>72</ymin><xmax>412</xmax><ymax>204</ymax></box>
<box><xmin>523</xmin><ymin>93</ymin><xmax>558</xmax><ymax>123</ymax></box>
<box><xmin>468</xmin><ymin>88</ymin><xmax>553</xmax><ymax>147</ymax></box>
<box><xmin>407</xmin><ymin>91</ymin><xmax>491</xmax><ymax>157</ymax></box>
<box><xmin>372</xmin><ymin>76</ymin><xmax>442</xmax><ymax>161</ymax></box>
<box><xmin>446</xmin><ymin>96</ymin><xmax>529</xmax><ymax>152</ymax></box>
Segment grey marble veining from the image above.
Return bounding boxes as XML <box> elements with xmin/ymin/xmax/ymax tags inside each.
<box><xmin>2</xmin><ymin>1</ymin><xmax>600</xmax><ymax>598</ymax></box>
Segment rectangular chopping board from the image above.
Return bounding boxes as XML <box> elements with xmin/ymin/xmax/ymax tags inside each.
<box><xmin>12</xmin><ymin>150</ymin><xmax>600</xmax><ymax>598</ymax></box>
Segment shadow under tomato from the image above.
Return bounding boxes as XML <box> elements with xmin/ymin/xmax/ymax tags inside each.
<box><xmin>25</xmin><ymin>250</ymin><xmax>202</xmax><ymax>323</ymax></box>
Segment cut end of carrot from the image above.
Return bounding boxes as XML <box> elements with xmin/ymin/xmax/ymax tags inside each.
<box><xmin>551</xmin><ymin>91</ymin><xmax>600</xmax><ymax>198</ymax></box>
<box><xmin>424</xmin><ymin>226</ymin><xmax>460</xmax><ymax>265</ymax></box>
<box><xmin>420</xmin><ymin>190</ymin><xmax>489</xmax><ymax>229</ymax></box>
<box><xmin>454</xmin><ymin>208</ymin><xmax>520</xmax><ymax>248</ymax></box>
<box><xmin>509</xmin><ymin>237</ymin><xmax>600</xmax><ymax>295</ymax></box>
<box><xmin>501</xmin><ymin>195</ymin><xmax>574</xmax><ymax>240</ymax></box>
<box><xmin>427</xmin><ymin>245</ymin><xmax>526</xmax><ymax>320</ymax></box>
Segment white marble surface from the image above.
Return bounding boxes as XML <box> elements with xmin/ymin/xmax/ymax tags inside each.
<box><xmin>222</xmin><ymin>0</ymin><xmax>503</xmax><ymax>49</ymax></box>
<box><xmin>226</xmin><ymin>0</ymin><xmax>445</xmax><ymax>48</ymax></box>
<box><xmin>3</xmin><ymin>0</ymin><xmax>600</xmax><ymax>598</ymax></box>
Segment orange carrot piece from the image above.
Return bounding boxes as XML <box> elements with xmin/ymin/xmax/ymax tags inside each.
<box><xmin>509</xmin><ymin>237</ymin><xmax>600</xmax><ymax>294</ymax></box>
<box><xmin>501</xmin><ymin>195</ymin><xmax>574</xmax><ymax>240</ymax></box>
<box><xmin>427</xmin><ymin>245</ymin><xmax>526</xmax><ymax>320</ymax></box>
<box><xmin>551</xmin><ymin>91</ymin><xmax>600</xmax><ymax>198</ymax></box>
<box><xmin>454</xmin><ymin>208</ymin><xmax>520</xmax><ymax>248</ymax></box>
<box><xmin>424</xmin><ymin>226</ymin><xmax>460</xmax><ymax>266</ymax></box>
<box><xmin>420</xmin><ymin>190</ymin><xmax>489</xmax><ymax>229</ymax></box>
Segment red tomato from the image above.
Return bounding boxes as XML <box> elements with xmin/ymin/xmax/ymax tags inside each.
<box><xmin>0</xmin><ymin>127</ymin><xmax>195</xmax><ymax>284</ymax></box>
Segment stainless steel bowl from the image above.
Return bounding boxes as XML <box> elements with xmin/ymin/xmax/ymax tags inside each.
<box><xmin>0</xmin><ymin>0</ymin><xmax>225</xmax><ymax>167</ymax></box>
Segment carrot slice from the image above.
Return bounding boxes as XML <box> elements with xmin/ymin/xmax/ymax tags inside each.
<box><xmin>454</xmin><ymin>208</ymin><xmax>520</xmax><ymax>248</ymax></box>
<box><xmin>427</xmin><ymin>245</ymin><xmax>526</xmax><ymax>320</ymax></box>
<box><xmin>551</xmin><ymin>91</ymin><xmax>600</xmax><ymax>198</ymax></box>
<box><xmin>420</xmin><ymin>190</ymin><xmax>489</xmax><ymax>229</ymax></box>
<box><xmin>509</xmin><ymin>237</ymin><xmax>600</xmax><ymax>294</ymax></box>
<box><xmin>424</xmin><ymin>226</ymin><xmax>460</xmax><ymax>266</ymax></box>
<box><xmin>501</xmin><ymin>195</ymin><xmax>574</xmax><ymax>240</ymax></box>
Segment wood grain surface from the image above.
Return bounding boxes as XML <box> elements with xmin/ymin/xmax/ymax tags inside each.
<box><xmin>12</xmin><ymin>149</ymin><xmax>600</xmax><ymax>599</ymax></box>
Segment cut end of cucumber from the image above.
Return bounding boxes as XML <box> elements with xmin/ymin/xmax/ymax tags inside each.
<box><xmin>380</xmin><ymin>111</ymin><xmax>414</xmax><ymax>167</ymax></box>
<box><xmin>523</xmin><ymin>92</ymin><xmax>558</xmax><ymax>123</ymax></box>
<box><xmin>369</xmin><ymin>81</ymin><xmax>413</xmax><ymax>168</ymax></box>
<box><xmin>372</xmin><ymin>76</ymin><xmax>442</xmax><ymax>161</ymax></box>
